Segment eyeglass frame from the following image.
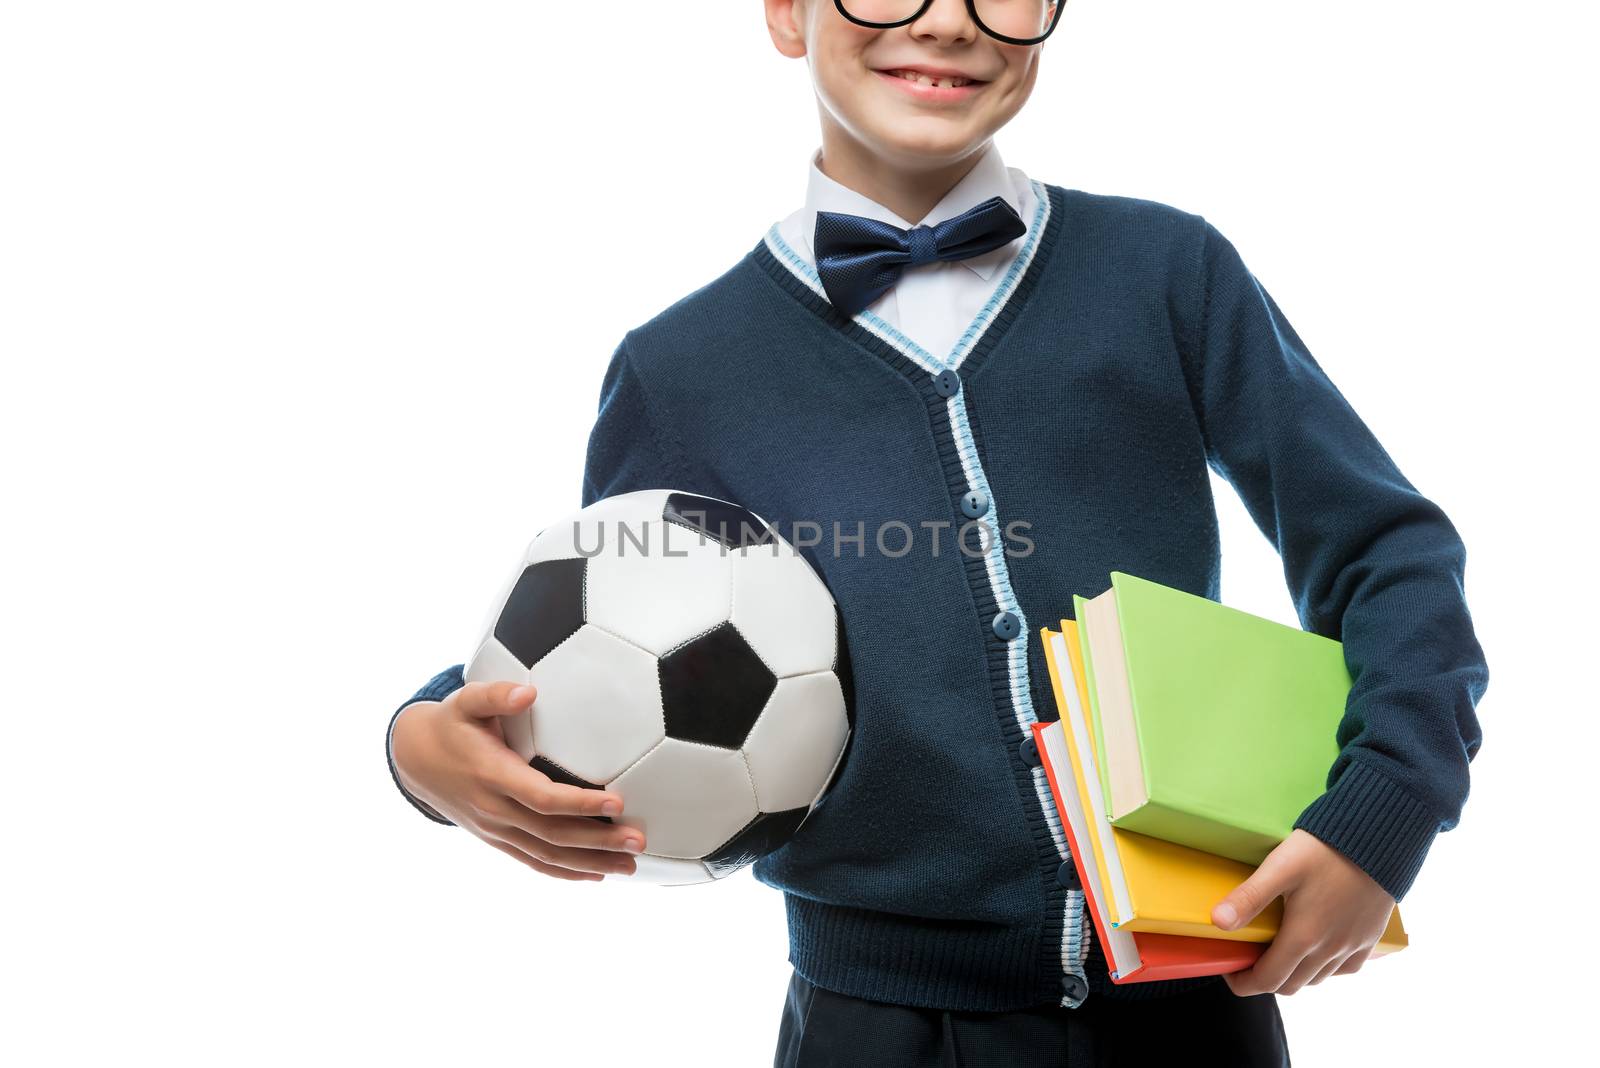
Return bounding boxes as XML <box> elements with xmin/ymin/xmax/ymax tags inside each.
<box><xmin>833</xmin><ymin>0</ymin><xmax>1064</xmax><ymax>47</ymax></box>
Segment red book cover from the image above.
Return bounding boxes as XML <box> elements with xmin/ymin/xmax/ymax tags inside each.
<box><xmin>1031</xmin><ymin>720</ymin><xmax>1263</xmax><ymax>983</ymax></box>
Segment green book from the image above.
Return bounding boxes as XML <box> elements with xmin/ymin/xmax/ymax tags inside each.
<box><xmin>1072</xmin><ymin>571</ymin><xmax>1350</xmax><ymax>866</ymax></box>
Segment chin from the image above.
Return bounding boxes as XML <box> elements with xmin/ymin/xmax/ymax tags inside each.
<box><xmin>862</xmin><ymin>115</ymin><xmax>989</xmax><ymax>166</ymax></box>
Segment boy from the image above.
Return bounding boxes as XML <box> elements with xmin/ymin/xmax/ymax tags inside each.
<box><xmin>387</xmin><ymin>1</ymin><xmax>1489</xmax><ymax>1063</ymax></box>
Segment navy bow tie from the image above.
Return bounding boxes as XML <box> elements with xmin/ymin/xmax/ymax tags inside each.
<box><xmin>812</xmin><ymin>195</ymin><xmax>1027</xmax><ymax>317</ymax></box>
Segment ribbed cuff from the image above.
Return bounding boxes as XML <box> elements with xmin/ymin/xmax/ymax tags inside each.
<box><xmin>1292</xmin><ymin>758</ymin><xmax>1443</xmax><ymax>902</ymax></box>
<box><xmin>386</xmin><ymin>665</ymin><xmax>468</xmax><ymax>826</ymax></box>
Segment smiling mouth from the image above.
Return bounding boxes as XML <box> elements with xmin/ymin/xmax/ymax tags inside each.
<box><xmin>878</xmin><ymin>68</ymin><xmax>986</xmax><ymax>89</ymax></box>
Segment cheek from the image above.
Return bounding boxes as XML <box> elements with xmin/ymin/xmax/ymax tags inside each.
<box><xmin>997</xmin><ymin>49</ymin><xmax>1038</xmax><ymax>89</ymax></box>
<box><xmin>813</xmin><ymin>50</ymin><xmax>876</xmax><ymax>121</ymax></box>
<box><xmin>809</xmin><ymin>24</ymin><xmax>896</xmax><ymax>114</ymax></box>
<box><xmin>985</xmin><ymin>58</ymin><xmax>1038</xmax><ymax>119</ymax></box>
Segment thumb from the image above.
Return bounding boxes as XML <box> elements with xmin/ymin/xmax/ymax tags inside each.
<box><xmin>456</xmin><ymin>679</ymin><xmax>537</xmax><ymax>720</ymax></box>
<box><xmin>1213</xmin><ymin>850</ymin><xmax>1294</xmax><ymax>931</ymax></box>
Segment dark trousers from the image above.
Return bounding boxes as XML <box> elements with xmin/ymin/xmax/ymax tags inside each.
<box><xmin>774</xmin><ymin>969</ymin><xmax>1290</xmax><ymax>1067</ymax></box>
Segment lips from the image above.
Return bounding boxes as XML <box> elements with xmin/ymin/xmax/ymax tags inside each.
<box><xmin>872</xmin><ymin>67</ymin><xmax>988</xmax><ymax>102</ymax></box>
<box><xmin>878</xmin><ymin>67</ymin><xmax>984</xmax><ymax>89</ymax></box>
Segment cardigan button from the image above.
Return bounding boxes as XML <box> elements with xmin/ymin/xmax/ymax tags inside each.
<box><xmin>1061</xmin><ymin>974</ymin><xmax>1089</xmax><ymax>1002</ymax></box>
<box><xmin>933</xmin><ymin>369</ymin><xmax>961</xmax><ymax>398</ymax></box>
<box><xmin>1057</xmin><ymin>860</ymin><xmax>1081</xmax><ymax>890</ymax></box>
<box><xmin>1019</xmin><ymin>735</ymin><xmax>1041</xmax><ymax>768</ymax></box>
<box><xmin>992</xmin><ymin>610</ymin><xmax>1020</xmax><ymax>640</ymax></box>
<box><xmin>960</xmin><ymin>489</ymin><xmax>989</xmax><ymax>519</ymax></box>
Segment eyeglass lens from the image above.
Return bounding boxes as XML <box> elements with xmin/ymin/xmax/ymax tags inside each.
<box><xmin>840</xmin><ymin>0</ymin><xmax>1059</xmax><ymax>44</ymax></box>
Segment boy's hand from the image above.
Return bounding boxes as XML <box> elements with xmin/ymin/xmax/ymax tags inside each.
<box><xmin>1211</xmin><ymin>829</ymin><xmax>1395</xmax><ymax>997</ymax></box>
<box><xmin>391</xmin><ymin>680</ymin><xmax>646</xmax><ymax>881</ymax></box>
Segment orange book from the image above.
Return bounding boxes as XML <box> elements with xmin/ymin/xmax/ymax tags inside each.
<box><xmin>1032</xmin><ymin>720</ymin><xmax>1262</xmax><ymax>983</ymax></box>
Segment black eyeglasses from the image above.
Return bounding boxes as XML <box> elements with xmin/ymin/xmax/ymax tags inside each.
<box><xmin>834</xmin><ymin>0</ymin><xmax>1063</xmax><ymax>47</ymax></box>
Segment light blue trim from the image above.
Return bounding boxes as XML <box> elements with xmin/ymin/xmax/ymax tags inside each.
<box><xmin>945</xmin><ymin>180</ymin><xmax>1051</xmax><ymax>371</ymax></box>
<box><xmin>764</xmin><ymin>180</ymin><xmax>1087</xmax><ymax>1004</ymax></box>
<box><xmin>761</xmin><ymin>177</ymin><xmax>1051</xmax><ymax>373</ymax></box>
<box><xmin>948</xmin><ymin>384</ymin><xmax>1089</xmax><ymax>1002</ymax></box>
<box><xmin>762</xmin><ymin>223</ymin><xmax>944</xmax><ymax>375</ymax></box>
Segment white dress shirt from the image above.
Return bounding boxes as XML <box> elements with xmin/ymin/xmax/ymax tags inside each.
<box><xmin>776</xmin><ymin>141</ymin><xmax>1037</xmax><ymax>359</ymax></box>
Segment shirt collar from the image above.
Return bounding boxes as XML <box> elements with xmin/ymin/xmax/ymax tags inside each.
<box><xmin>797</xmin><ymin>141</ymin><xmax>1021</xmax><ymax>282</ymax></box>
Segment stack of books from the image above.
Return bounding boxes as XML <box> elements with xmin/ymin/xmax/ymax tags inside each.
<box><xmin>1036</xmin><ymin>570</ymin><xmax>1408</xmax><ymax>985</ymax></box>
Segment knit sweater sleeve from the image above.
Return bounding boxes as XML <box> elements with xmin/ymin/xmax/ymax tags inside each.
<box><xmin>580</xmin><ymin>332</ymin><xmax>686</xmax><ymax>506</ymax></box>
<box><xmin>1179</xmin><ymin>218</ymin><xmax>1489</xmax><ymax>902</ymax></box>
<box><xmin>386</xmin><ymin>335</ymin><xmax>684</xmax><ymax>824</ymax></box>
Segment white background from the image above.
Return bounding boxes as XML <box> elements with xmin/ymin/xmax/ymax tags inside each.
<box><xmin>3</xmin><ymin>1</ymin><xmax>1595</xmax><ymax>1064</ymax></box>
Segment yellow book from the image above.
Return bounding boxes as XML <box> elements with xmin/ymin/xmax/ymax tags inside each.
<box><xmin>1045</xmin><ymin>620</ymin><xmax>1408</xmax><ymax>954</ymax></box>
<box><xmin>1039</xmin><ymin>623</ymin><xmax>1128</xmax><ymax>926</ymax></box>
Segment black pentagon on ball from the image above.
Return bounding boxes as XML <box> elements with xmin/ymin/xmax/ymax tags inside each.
<box><xmin>658</xmin><ymin>621</ymin><xmax>776</xmax><ymax>749</ymax></box>
<box><xmin>529</xmin><ymin>755</ymin><xmax>614</xmax><ymax>823</ymax></box>
<box><xmin>703</xmin><ymin>807</ymin><xmax>811</xmax><ymax>877</ymax></box>
<box><xmin>663</xmin><ymin>492</ymin><xmax>774</xmax><ymax>549</ymax></box>
<box><xmin>494</xmin><ymin>557</ymin><xmax>587</xmax><ymax>669</ymax></box>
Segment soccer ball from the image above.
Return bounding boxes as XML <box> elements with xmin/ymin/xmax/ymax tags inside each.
<box><xmin>464</xmin><ymin>488</ymin><xmax>854</xmax><ymax>885</ymax></box>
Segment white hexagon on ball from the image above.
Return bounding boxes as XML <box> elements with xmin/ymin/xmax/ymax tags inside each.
<box><xmin>728</xmin><ymin>543</ymin><xmax>837</xmax><ymax>678</ymax></box>
<box><xmin>584</xmin><ymin>520</ymin><xmax>733</xmax><ymax>656</ymax></box>
<box><xmin>528</xmin><ymin>624</ymin><xmax>664</xmax><ymax>784</ymax></box>
<box><xmin>742</xmin><ymin>672</ymin><xmax>849</xmax><ymax>813</ymax></box>
<box><xmin>607</xmin><ymin>737</ymin><xmax>758</xmax><ymax>859</ymax></box>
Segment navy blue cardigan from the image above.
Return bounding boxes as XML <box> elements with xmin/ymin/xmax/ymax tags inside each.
<box><xmin>388</xmin><ymin>183</ymin><xmax>1488</xmax><ymax>1013</ymax></box>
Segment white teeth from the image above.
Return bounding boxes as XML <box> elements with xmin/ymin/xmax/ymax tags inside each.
<box><xmin>890</xmin><ymin>69</ymin><xmax>971</xmax><ymax>88</ymax></box>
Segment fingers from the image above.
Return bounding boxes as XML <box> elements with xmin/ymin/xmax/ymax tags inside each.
<box><xmin>523</xmin><ymin>810</ymin><xmax>646</xmax><ymax>853</ymax></box>
<box><xmin>1213</xmin><ymin>846</ymin><xmax>1299</xmax><ymax>932</ymax></box>
<box><xmin>480</xmin><ymin>759</ymin><xmax>644</xmax><ymax>854</ymax></box>
<box><xmin>1223</xmin><ymin>930</ymin><xmax>1316</xmax><ymax>997</ymax></box>
<box><xmin>1333</xmin><ymin>949</ymin><xmax>1370</xmax><ymax>977</ymax></box>
<box><xmin>485</xmin><ymin>838</ymin><xmax>603</xmax><ymax>882</ymax></box>
<box><xmin>1306</xmin><ymin>953</ymin><xmax>1348</xmax><ymax>988</ymax></box>
<box><xmin>1278</xmin><ymin>948</ymin><xmax>1336</xmax><ymax>996</ymax></box>
<box><xmin>491</xmin><ymin>824</ymin><xmax>638</xmax><ymax>878</ymax></box>
<box><xmin>1288</xmin><ymin>942</ymin><xmax>1371</xmax><ymax>994</ymax></box>
<box><xmin>445</xmin><ymin>681</ymin><xmax>645</xmax><ymax>876</ymax></box>
<box><xmin>494</xmin><ymin>759</ymin><xmax>625</xmax><ymax>820</ymax></box>
<box><xmin>1225</xmin><ymin>933</ymin><xmax>1368</xmax><ymax>997</ymax></box>
<box><xmin>477</xmin><ymin>788</ymin><xmax>645</xmax><ymax>853</ymax></box>
<box><xmin>453</xmin><ymin>680</ymin><xmax>537</xmax><ymax>720</ymax></box>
